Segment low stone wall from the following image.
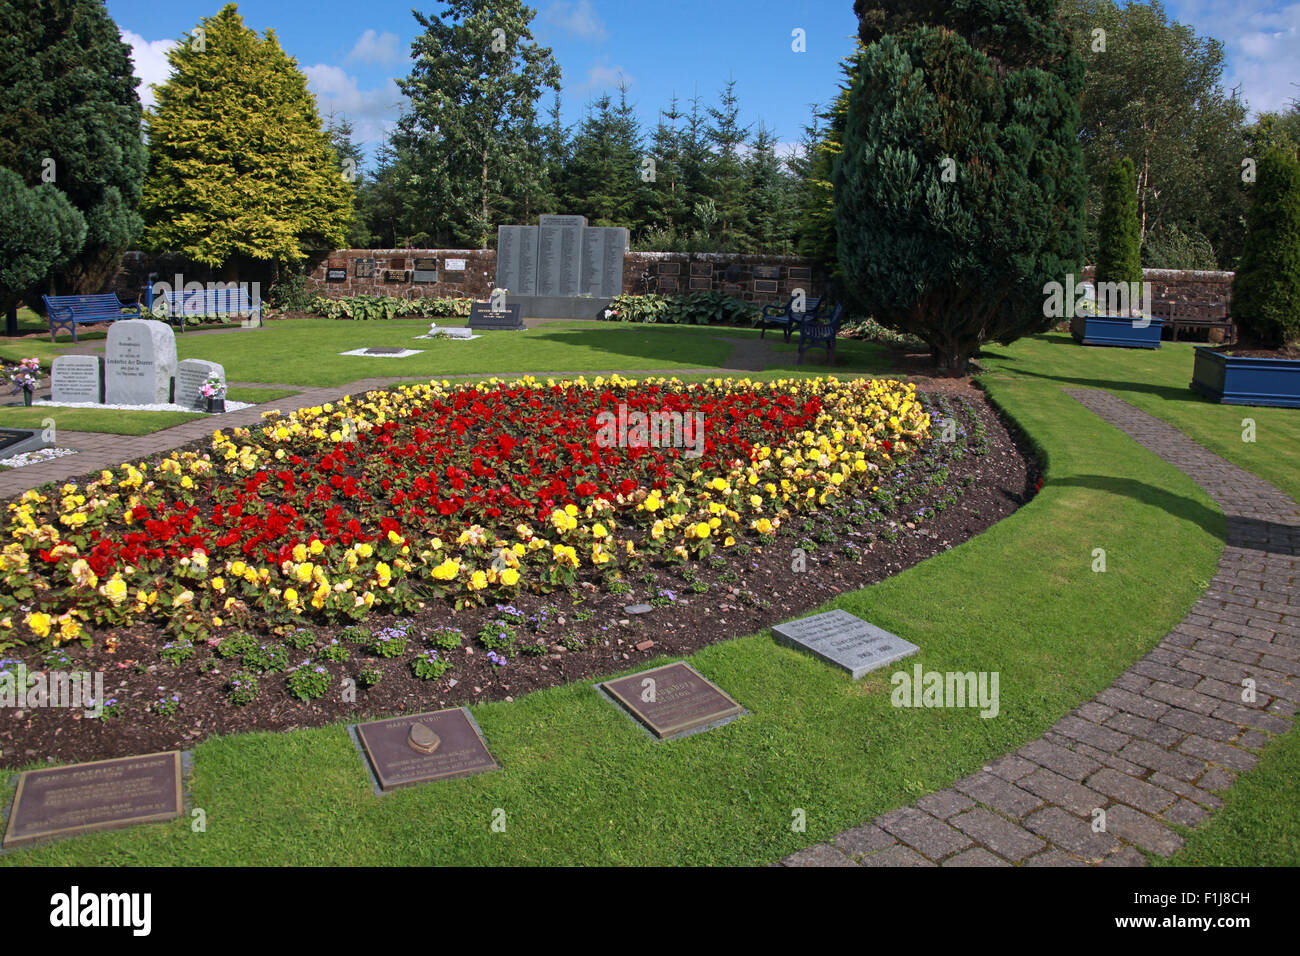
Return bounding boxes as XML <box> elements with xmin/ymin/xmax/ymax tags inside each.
<box><xmin>302</xmin><ymin>248</ymin><xmax>825</xmax><ymax>305</ymax></box>
<box><xmin>1080</xmin><ymin>267</ymin><xmax>1235</xmax><ymax>308</ymax></box>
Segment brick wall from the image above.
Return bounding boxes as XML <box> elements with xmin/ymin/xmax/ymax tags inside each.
<box><xmin>302</xmin><ymin>248</ymin><xmax>825</xmax><ymax>304</ymax></box>
<box><xmin>1080</xmin><ymin>267</ymin><xmax>1235</xmax><ymax>309</ymax></box>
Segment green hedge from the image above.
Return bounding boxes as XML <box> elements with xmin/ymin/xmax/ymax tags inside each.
<box><xmin>306</xmin><ymin>294</ymin><xmax>473</xmax><ymax>321</ymax></box>
<box><xmin>602</xmin><ymin>291</ymin><xmax>758</xmax><ymax>326</ymax></box>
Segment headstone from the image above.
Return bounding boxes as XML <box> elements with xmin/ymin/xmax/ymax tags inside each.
<box><xmin>50</xmin><ymin>355</ymin><xmax>104</xmax><ymax>404</ymax></box>
<box><xmin>468</xmin><ymin>302</ymin><xmax>524</xmax><ymax>330</ymax></box>
<box><xmin>354</xmin><ymin>707</ymin><xmax>497</xmax><ymax>792</ymax></box>
<box><xmin>104</xmin><ymin>319</ymin><xmax>177</xmax><ymax>405</ymax></box>
<box><xmin>772</xmin><ymin>609</ymin><xmax>919</xmax><ymax>679</ymax></box>
<box><xmin>2</xmin><ymin>751</ymin><xmax>184</xmax><ymax>848</ymax></box>
<box><xmin>173</xmin><ymin>359</ymin><xmax>225</xmax><ymax>410</ymax></box>
<box><xmin>600</xmin><ymin>661</ymin><xmax>744</xmax><ymax>739</ymax></box>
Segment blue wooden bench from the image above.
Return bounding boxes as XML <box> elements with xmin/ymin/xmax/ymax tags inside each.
<box><xmin>154</xmin><ymin>286</ymin><xmax>262</xmax><ymax>332</ymax></box>
<box><xmin>757</xmin><ymin>295</ymin><xmax>824</xmax><ymax>342</ymax></box>
<box><xmin>43</xmin><ymin>293</ymin><xmax>140</xmax><ymax>342</ymax></box>
<box><xmin>796</xmin><ymin>303</ymin><xmax>845</xmax><ymax>364</ymax></box>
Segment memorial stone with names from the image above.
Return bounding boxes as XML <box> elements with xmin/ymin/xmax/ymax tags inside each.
<box><xmin>600</xmin><ymin>661</ymin><xmax>744</xmax><ymax>739</ymax></box>
<box><xmin>354</xmin><ymin>707</ymin><xmax>498</xmax><ymax>792</ymax></box>
<box><xmin>105</xmin><ymin>319</ymin><xmax>178</xmax><ymax>405</ymax></box>
<box><xmin>772</xmin><ymin>609</ymin><xmax>919</xmax><ymax>679</ymax></box>
<box><xmin>50</xmin><ymin>355</ymin><xmax>104</xmax><ymax>404</ymax></box>
<box><xmin>173</xmin><ymin>359</ymin><xmax>225</xmax><ymax>410</ymax></box>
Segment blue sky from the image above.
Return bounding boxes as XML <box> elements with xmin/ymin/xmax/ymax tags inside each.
<box><xmin>109</xmin><ymin>0</ymin><xmax>1299</xmax><ymax>169</ymax></box>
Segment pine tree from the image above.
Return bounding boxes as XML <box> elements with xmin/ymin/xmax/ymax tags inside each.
<box><xmin>1231</xmin><ymin>148</ymin><xmax>1300</xmax><ymax>348</ymax></box>
<box><xmin>142</xmin><ymin>4</ymin><xmax>352</xmax><ymax>280</ymax></box>
<box><xmin>835</xmin><ymin>0</ymin><xmax>1087</xmax><ymax>373</ymax></box>
<box><xmin>325</xmin><ymin>114</ymin><xmax>372</xmax><ymax>248</ymax></box>
<box><xmin>704</xmin><ymin>79</ymin><xmax>752</xmax><ymax>249</ymax></box>
<box><xmin>394</xmin><ymin>0</ymin><xmax>559</xmax><ymax>247</ymax></box>
<box><xmin>745</xmin><ymin>125</ymin><xmax>792</xmax><ymax>254</ymax></box>
<box><xmin>0</xmin><ymin>0</ymin><xmax>146</xmax><ymax>301</ymax></box>
<box><xmin>1095</xmin><ymin>157</ymin><xmax>1143</xmax><ymax>289</ymax></box>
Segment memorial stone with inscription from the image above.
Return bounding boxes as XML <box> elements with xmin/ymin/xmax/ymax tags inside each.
<box><xmin>772</xmin><ymin>609</ymin><xmax>919</xmax><ymax>679</ymax></box>
<box><xmin>50</xmin><ymin>355</ymin><xmax>104</xmax><ymax>404</ymax></box>
<box><xmin>174</xmin><ymin>359</ymin><xmax>225</xmax><ymax>410</ymax></box>
<box><xmin>354</xmin><ymin>708</ymin><xmax>498</xmax><ymax>792</ymax></box>
<box><xmin>104</xmin><ymin>319</ymin><xmax>178</xmax><ymax>405</ymax></box>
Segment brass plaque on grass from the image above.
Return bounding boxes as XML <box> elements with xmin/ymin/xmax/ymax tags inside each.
<box><xmin>3</xmin><ymin>751</ymin><xmax>183</xmax><ymax>848</ymax></box>
<box><xmin>600</xmin><ymin>662</ymin><xmax>743</xmax><ymax>739</ymax></box>
<box><xmin>355</xmin><ymin>707</ymin><xmax>497</xmax><ymax>792</ymax></box>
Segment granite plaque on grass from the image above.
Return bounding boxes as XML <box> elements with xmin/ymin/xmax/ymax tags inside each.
<box><xmin>2</xmin><ymin>751</ymin><xmax>183</xmax><ymax>848</ymax></box>
<box><xmin>772</xmin><ymin>609</ymin><xmax>918</xmax><ymax>679</ymax></box>
<box><xmin>600</xmin><ymin>661</ymin><xmax>744</xmax><ymax>740</ymax></box>
<box><xmin>354</xmin><ymin>708</ymin><xmax>497</xmax><ymax>792</ymax></box>
<box><xmin>50</xmin><ymin>355</ymin><xmax>103</xmax><ymax>404</ymax></box>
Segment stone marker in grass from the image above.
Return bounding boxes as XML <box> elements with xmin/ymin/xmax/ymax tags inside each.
<box><xmin>600</xmin><ymin>661</ymin><xmax>744</xmax><ymax>740</ymax></box>
<box><xmin>2</xmin><ymin>751</ymin><xmax>184</xmax><ymax>848</ymax></box>
<box><xmin>353</xmin><ymin>707</ymin><xmax>497</xmax><ymax>793</ymax></box>
<box><xmin>772</xmin><ymin>609</ymin><xmax>919</xmax><ymax>679</ymax></box>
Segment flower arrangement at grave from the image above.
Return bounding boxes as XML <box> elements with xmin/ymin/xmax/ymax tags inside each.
<box><xmin>5</xmin><ymin>358</ymin><xmax>41</xmax><ymax>406</ymax></box>
<box><xmin>200</xmin><ymin>375</ymin><xmax>227</xmax><ymax>400</ymax></box>
<box><xmin>0</xmin><ymin>375</ymin><xmax>930</xmax><ymax>648</ymax></box>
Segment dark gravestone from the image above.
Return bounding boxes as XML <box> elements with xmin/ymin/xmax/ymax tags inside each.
<box><xmin>600</xmin><ymin>661</ymin><xmax>744</xmax><ymax>739</ymax></box>
<box><xmin>772</xmin><ymin>609</ymin><xmax>919</xmax><ymax>679</ymax></box>
<box><xmin>752</xmin><ymin>265</ymin><xmax>781</xmax><ymax>280</ymax></box>
<box><xmin>354</xmin><ymin>707</ymin><xmax>497</xmax><ymax>792</ymax></box>
<box><xmin>468</xmin><ymin>302</ymin><xmax>524</xmax><ymax>330</ymax></box>
<box><xmin>362</xmin><ymin>347</ymin><xmax>407</xmax><ymax>355</ymax></box>
<box><xmin>3</xmin><ymin>751</ymin><xmax>184</xmax><ymax>848</ymax></box>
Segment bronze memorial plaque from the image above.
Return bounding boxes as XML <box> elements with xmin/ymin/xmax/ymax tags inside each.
<box><xmin>600</xmin><ymin>662</ymin><xmax>744</xmax><ymax>740</ymax></box>
<box><xmin>355</xmin><ymin>707</ymin><xmax>497</xmax><ymax>792</ymax></box>
<box><xmin>3</xmin><ymin>751</ymin><xmax>184</xmax><ymax>848</ymax></box>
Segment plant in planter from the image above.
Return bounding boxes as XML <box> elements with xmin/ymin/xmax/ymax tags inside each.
<box><xmin>200</xmin><ymin>374</ymin><xmax>228</xmax><ymax>413</ymax></box>
<box><xmin>1072</xmin><ymin>157</ymin><xmax>1160</xmax><ymax>348</ymax></box>
<box><xmin>1192</xmin><ymin>146</ymin><xmax>1300</xmax><ymax>406</ymax></box>
<box><xmin>6</xmin><ymin>357</ymin><xmax>41</xmax><ymax>406</ymax></box>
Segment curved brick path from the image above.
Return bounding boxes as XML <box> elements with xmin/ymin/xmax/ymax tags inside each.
<box><xmin>781</xmin><ymin>389</ymin><xmax>1300</xmax><ymax>867</ymax></box>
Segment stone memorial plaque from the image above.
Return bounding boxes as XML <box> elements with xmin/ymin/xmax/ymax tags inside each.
<box><xmin>444</xmin><ymin>258</ymin><xmax>466</xmax><ymax>271</ymax></box>
<box><xmin>363</xmin><ymin>347</ymin><xmax>406</xmax><ymax>355</ymax></box>
<box><xmin>3</xmin><ymin>751</ymin><xmax>183</xmax><ymax>848</ymax></box>
<box><xmin>657</xmin><ymin>262</ymin><xmax>681</xmax><ymax>275</ymax></box>
<box><xmin>538</xmin><ymin>214</ymin><xmax>588</xmax><ymax>228</ymax></box>
<box><xmin>772</xmin><ymin>609</ymin><xmax>919</xmax><ymax>679</ymax></box>
<box><xmin>382</xmin><ymin>269</ymin><xmax>409</xmax><ymax>283</ymax></box>
<box><xmin>326</xmin><ymin>268</ymin><xmax>347</xmax><ymax>282</ymax></box>
<box><xmin>580</xmin><ymin>227</ymin><xmax>607</xmax><ymax>296</ymax></box>
<box><xmin>413</xmin><ymin>258</ymin><xmax>437</xmax><ymax>271</ymax></box>
<box><xmin>657</xmin><ymin>276</ymin><xmax>679</xmax><ymax>292</ymax></box>
<box><xmin>535</xmin><ymin>221</ymin><xmax>565</xmax><ymax>296</ymax></box>
<box><xmin>788</xmin><ymin>266</ymin><xmax>812</xmax><ymax>281</ymax></box>
<box><xmin>468</xmin><ymin>302</ymin><xmax>524</xmax><ymax>330</ymax></box>
<box><xmin>173</xmin><ymin>358</ymin><xmax>225</xmax><ymax>410</ymax></box>
<box><xmin>753</xmin><ymin>265</ymin><xmax>781</xmax><ymax>280</ymax></box>
<box><xmin>105</xmin><ymin>319</ymin><xmax>177</xmax><ymax>405</ymax></box>
<box><xmin>690</xmin><ymin>262</ymin><xmax>713</xmax><ymax>277</ymax></box>
<box><xmin>355</xmin><ymin>707</ymin><xmax>497</xmax><ymax>792</ymax></box>
<box><xmin>413</xmin><ymin>270</ymin><xmax>438</xmax><ymax>283</ymax></box>
<box><xmin>600</xmin><ymin>227</ymin><xmax>628</xmax><ymax>297</ymax></box>
<box><xmin>514</xmin><ymin>226</ymin><xmax>539</xmax><ymax>295</ymax></box>
<box><xmin>689</xmin><ymin>277</ymin><xmax>712</xmax><ymax>291</ymax></box>
<box><xmin>355</xmin><ymin>258</ymin><xmax>376</xmax><ymax>278</ymax></box>
<box><xmin>753</xmin><ymin>279</ymin><xmax>779</xmax><ymax>293</ymax></box>
<box><xmin>50</xmin><ymin>355</ymin><xmax>103</xmax><ymax>404</ymax></box>
<box><xmin>600</xmin><ymin>661</ymin><xmax>744</xmax><ymax>739</ymax></box>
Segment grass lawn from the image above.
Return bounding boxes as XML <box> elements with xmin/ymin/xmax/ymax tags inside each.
<box><xmin>0</xmin><ymin>349</ymin><xmax>1227</xmax><ymax>865</ymax></box>
<box><xmin>982</xmin><ymin>332</ymin><xmax>1300</xmax><ymax>503</ymax></box>
<box><xmin>0</xmin><ymin>387</ymin><xmax>299</xmax><ymax>436</ymax></box>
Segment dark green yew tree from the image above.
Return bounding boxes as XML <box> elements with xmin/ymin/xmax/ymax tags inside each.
<box><xmin>1232</xmin><ymin>148</ymin><xmax>1300</xmax><ymax>348</ymax></box>
<box><xmin>1095</xmin><ymin>156</ymin><xmax>1143</xmax><ymax>288</ymax></box>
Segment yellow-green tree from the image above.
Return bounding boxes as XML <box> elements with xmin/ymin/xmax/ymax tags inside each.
<box><xmin>142</xmin><ymin>4</ymin><xmax>352</xmax><ymax>280</ymax></box>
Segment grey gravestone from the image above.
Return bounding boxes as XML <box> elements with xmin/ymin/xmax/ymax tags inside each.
<box><xmin>772</xmin><ymin>609</ymin><xmax>918</xmax><ymax>679</ymax></box>
<box><xmin>104</xmin><ymin>319</ymin><xmax>177</xmax><ymax>405</ymax></box>
<box><xmin>50</xmin><ymin>355</ymin><xmax>104</xmax><ymax>404</ymax></box>
<box><xmin>173</xmin><ymin>359</ymin><xmax>224</xmax><ymax>410</ymax></box>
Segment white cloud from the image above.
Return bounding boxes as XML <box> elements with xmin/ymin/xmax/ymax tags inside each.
<box><xmin>346</xmin><ymin>29</ymin><xmax>408</xmax><ymax>67</ymax></box>
<box><xmin>304</xmin><ymin>64</ymin><xmax>405</xmax><ymax>150</ymax></box>
<box><xmin>541</xmin><ymin>1</ymin><xmax>608</xmax><ymax>42</ymax></box>
<box><xmin>121</xmin><ymin>30</ymin><xmax>178</xmax><ymax>111</ymax></box>
<box><xmin>570</xmin><ymin>61</ymin><xmax>634</xmax><ymax>97</ymax></box>
<box><xmin>1173</xmin><ymin>1</ymin><xmax>1300</xmax><ymax>116</ymax></box>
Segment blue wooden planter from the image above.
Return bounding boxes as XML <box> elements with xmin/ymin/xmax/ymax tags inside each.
<box><xmin>1070</xmin><ymin>314</ymin><xmax>1163</xmax><ymax>349</ymax></box>
<box><xmin>1190</xmin><ymin>348</ymin><xmax>1300</xmax><ymax>408</ymax></box>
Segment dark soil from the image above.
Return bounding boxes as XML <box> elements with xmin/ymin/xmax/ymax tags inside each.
<box><xmin>0</xmin><ymin>387</ymin><xmax>1038</xmax><ymax>769</ymax></box>
<box><xmin>1210</xmin><ymin>344</ymin><xmax>1300</xmax><ymax>360</ymax></box>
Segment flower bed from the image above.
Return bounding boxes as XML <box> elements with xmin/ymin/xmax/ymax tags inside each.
<box><xmin>1</xmin><ymin>376</ymin><xmax>929</xmax><ymax>649</ymax></box>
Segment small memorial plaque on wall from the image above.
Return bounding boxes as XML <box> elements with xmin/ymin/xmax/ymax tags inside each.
<box><xmin>383</xmin><ymin>269</ymin><xmax>410</xmax><ymax>283</ymax></box>
<box><xmin>444</xmin><ymin>258</ymin><xmax>467</xmax><ymax>271</ymax></box>
<box><xmin>326</xmin><ymin>268</ymin><xmax>347</xmax><ymax>282</ymax></box>
<box><xmin>412</xmin><ymin>258</ymin><xmax>438</xmax><ymax>283</ymax></box>
<box><xmin>355</xmin><ymin>258</ymin><xmax>375</xmax><ymax>278</ymax></box>
<box><xmin>752</xmin><ymin>265</ymin><xmax>781</xmax><ymax>280</ymax></box>
<box><xmin>690</xmin><ymin>261</ymin><xmax>713</xmax><ymax>277</ymax></box>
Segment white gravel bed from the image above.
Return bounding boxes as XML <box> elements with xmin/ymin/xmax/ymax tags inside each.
<box><xmin>0</xmin><ymin>447</ymin><xmax>79</xmax><ymax>469</ymax></box>
<box><xmin>31</xmin><ymin>399</ymin><xmax>253</xmax><ymax>413</ymax></box>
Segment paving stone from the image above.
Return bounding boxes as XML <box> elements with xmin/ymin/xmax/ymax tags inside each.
<box><xmin>1018</xmin><ymin>768</ymin><xmax>1108</xmax><ymax>817</ymax></box>
<box><xmin>1143</xmin><ymin>683</ymin><xmax>1220</xmax><ymax>716</ymax></box>
<box><xmin>781</xmin><ymin>843</ymin><xmax>858</xmax><ymax>867</ymax></box>
<box><xmin>1196</xmin><ymin>767</ymin><xmax>1237</xmax><ymax>791</ymax></box>
<box><xmin>1147</xmin><ymin>772</ymin><xmax>1224</xmax><ymax>810</ymax></box>
<box><xmin>1085</xmin><ymin>768</ymin><xmax>1176</xmax><ymax>814</ymax></box>
<box><xmin>949</xmin><ymin>807</ymin><xmax>1046</xmax><ymax>862</ymax></box>
<box><xmin>1103</xmin><ymin>804</ymin><xmax>1184</xmax><ymax>857</ymax></box>
<box><xmin>876</xmin><ymin>806</ymin><xmax>972</xmax><ymax>861</ymax></box>
<box><xmin>1212</xmin><ymin>701</ymin><xmax>1292</xmax><ymax>734</ymax></box>
<box><xmin>1052</xmin><ymin>715</ymin><xmax>1130</xmax><ymax>752</ymax></box>
<box><xmin>983</xmin><ymin>754</ymin><xmax>1038</xmax><ymax>782</ymax></box>
<box><xmin>1023</xmin><ymin>849</ymin><xmax>1086</xmax><ymax>867</ymax></box>
<box><xmin>1162</xmin><ymin>799</ymin><xmax>1211</xmax><ymax>828</ymax></box>
<box><xmin>942</xmin><ymin>847</ymin><xmax>1012</xmax><ymax>867</ymax></box>
<box><xmin>1099</xmin><ymin>846</ymin><xmax>1150</xmax><ymax>867</ymax></box>
<box><xmin>1097</xmin><ymin>686</ymin><xmax>1170</xmax><ymax>721</ymax></box>
<box><xmin>1024</xmin><ymin>806</ymin><xmax>1120</xmax><ymax>860</ymax></box>
<box><xmin>952</xmin><ymin>772</ymin><xmax>1044</xmax><ymax>819</ymax></box>
<box><xmin>832</xmin><ymin>823</ymin><xmax>896</xmax><ymax>858</ymax></box>
<box><xmin>1179</xmin><ymin>735</ymin><xmax>1258</xmax><ymax>772</ymax></box>
<box><xmin>1235</xmin><ymin>729</ymin><xmax>1270</xmax><ymax>750</ymax></box>
<box><xmin>1075</xmin><ymin>701</ymin><xmax>1117</xmax><ymax>724</ymax></box>
<box><xmin>1158</xmin><ymin>707</ymin><xmax>1241</xmax><ymax>742</ymax></box>
<box><xmin>1117</xmin><ymin>739</ymin><xmax>1205</xmax><ymax>781</ymax></box>
<box><xmin>858</xmin><ymin>843</ymin><xmax>935</xmax><ymax>867</ymax></box>
<box><xmin>915</xmin><ymin>789</ymin><xmax>976</xmax><ymax>820</ymax></box>
<box><xmin>1106</xmin><ymin>711</ymin><xmax>1186</xmax><ymax>747</ymax></box>
<box><xmin>1017</xmin><ymin>739</ymin><xmax>1102</xmax><ymax>781</ymax></box>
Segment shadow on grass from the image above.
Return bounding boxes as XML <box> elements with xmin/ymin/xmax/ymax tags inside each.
<box><xmin>980</xmin><ymin>352</ymin><xmax>1213</xmax><ymax>406</ymax></box>
<box><xmin>1052</xmin><ymin>475</ymin><xmax>1227</xmax><ymax>542</ymax></box>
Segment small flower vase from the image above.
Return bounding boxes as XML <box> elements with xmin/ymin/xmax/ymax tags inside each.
<box><xmin>206</xmin><ymin>396</ymin><xmax>226</xmax><ymax>414</ymax></box>
<box><xmin>22</xmin><ymin>387</ymin><xmax>33</xmax><ymax>407</ymax></box>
